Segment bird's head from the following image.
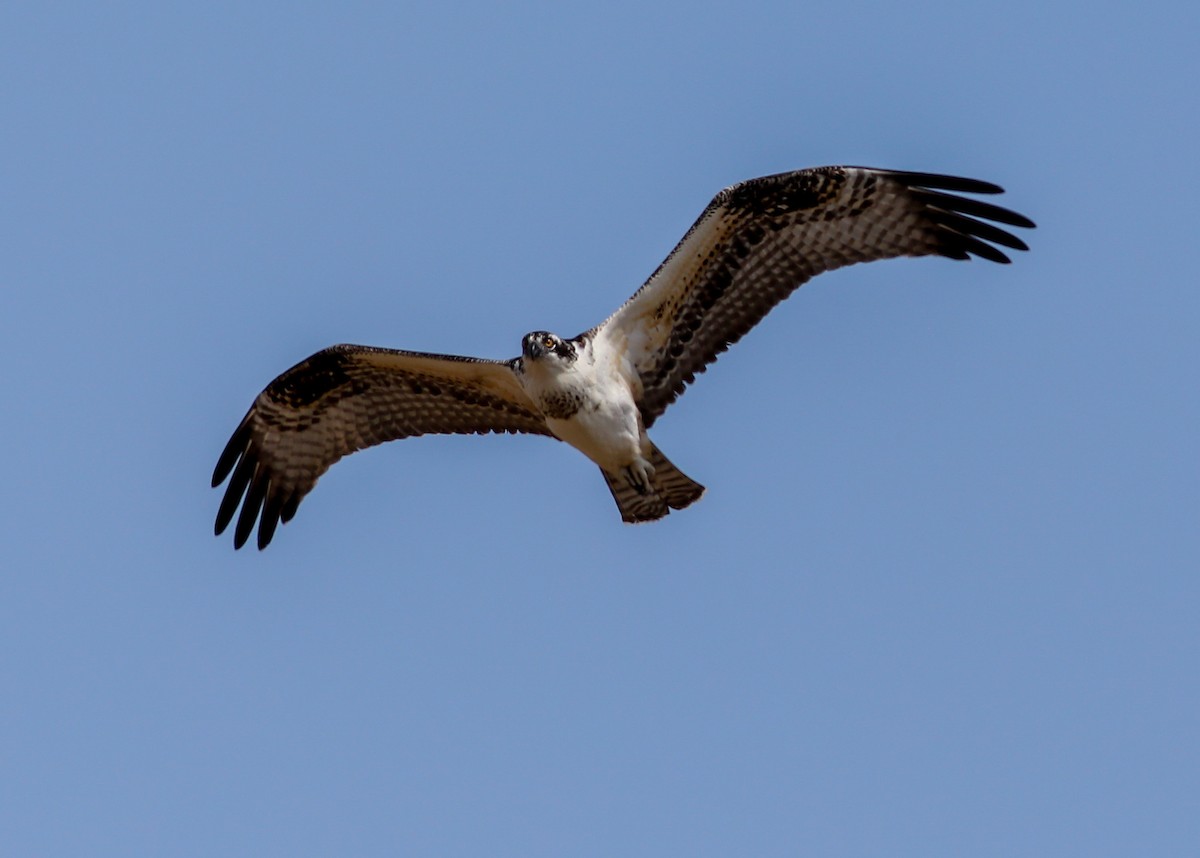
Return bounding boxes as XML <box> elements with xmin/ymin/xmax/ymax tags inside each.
<box><xmin>522</xmin><ymin>331</ymin><xmax>576</xmax><ymax>363</ymax></box>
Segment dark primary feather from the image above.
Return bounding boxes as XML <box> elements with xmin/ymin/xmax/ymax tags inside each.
<box><xmin>212</xmin><ymin>344</ymin><xmax>551</xmax><ymax>549</ymax></box>
<box><xmin>602</xmin><ymin>166</ymin><xmax>1035</xmax><ymax>426</ymax></box>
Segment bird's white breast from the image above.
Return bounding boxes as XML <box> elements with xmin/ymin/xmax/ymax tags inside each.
<box><xmin>521</xmin><ymin>338</ymin><xmax>646</xmax><ymax>472</ymax></box>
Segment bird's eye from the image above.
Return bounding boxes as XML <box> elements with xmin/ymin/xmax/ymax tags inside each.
<box><xmin>543</xmin><ymin>336</ymin><xmax>555</xmax><ymax>349</ymax></box>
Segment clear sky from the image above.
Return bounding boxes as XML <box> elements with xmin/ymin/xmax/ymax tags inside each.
<box><xmin>2</xmin><ymin>2</ymin><xmax>1196</xmax><ymax>855</ymax></box>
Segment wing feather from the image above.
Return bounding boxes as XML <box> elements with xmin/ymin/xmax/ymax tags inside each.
<box><xmin>597</xmin><ymin>166</ymin><xmax>1035</xmax><ymax>426</ymax></box>
<box><xmin>212</xmin><ymin>344</ymin><xmax>551</xmax><ymax>549</ymax></box>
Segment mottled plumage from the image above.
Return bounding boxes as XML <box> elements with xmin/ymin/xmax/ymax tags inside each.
<box><xmin>212</xmin><ymin>347</ymin><xmax>550</xmax><ymax>549</ymax></box>
<box><xmin>213</xmin><ymin>165</ymin><xmax>1034</xmax><ymax>548</ymax></box>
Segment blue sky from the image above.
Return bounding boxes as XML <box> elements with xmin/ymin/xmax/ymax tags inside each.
<box><xmin>2</xmin><ymin>2</ymin><xmax>1196</xmax><ymax>855</ymax></box>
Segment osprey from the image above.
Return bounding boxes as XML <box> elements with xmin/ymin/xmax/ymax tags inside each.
<box><xmin>213</xmin><ymin>165</ymin><xmax>1034</xmax><ymax>549</ymax></box>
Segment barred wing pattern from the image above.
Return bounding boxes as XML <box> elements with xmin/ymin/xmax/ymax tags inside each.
<box><xmin>600</xmin><ymin>167</ymin><xmax>1035</xmax><ymax>427</ymax></box>
<box><xmin>212</xmin><ymin>345</ymin><xmax>551</xmax><ymax>549</ymax></box>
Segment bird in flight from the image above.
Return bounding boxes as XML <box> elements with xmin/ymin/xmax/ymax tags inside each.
<box><xmin>213</xmin><ymin>165</ymin><xmax>1034</xmax><ymax>549</ymax></box>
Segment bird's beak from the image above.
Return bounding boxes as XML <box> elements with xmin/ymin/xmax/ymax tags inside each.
<box><xmin>523</xmin><ymin>337</ymin><xmax>543</xmax><ymax>359</ymax></box>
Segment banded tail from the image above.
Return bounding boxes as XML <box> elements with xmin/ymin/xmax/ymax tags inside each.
<box><xmin>601</xmin><ymin>443</ymin><xmax>705</xmax><ymax>523</ymax></box>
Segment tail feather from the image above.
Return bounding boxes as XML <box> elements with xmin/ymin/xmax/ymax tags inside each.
<box><xmin>648</xmin><ymin>444</ymin><xmax>706</xmax><ymax>511</ymax></box>
<box><xmin>602</xmin><ymin>470</ymin><xmax>668</xmax><ymax>523</ymax></box>
<box><xmin>601</xmin><ymin>444</ymin><xmax>705</xmax><ymax>524</ymax></box>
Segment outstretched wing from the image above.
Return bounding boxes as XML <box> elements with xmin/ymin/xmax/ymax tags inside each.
<box><xmin>596</xmin><ymin>166</ymin><xmax>1035</xmax><ymax>427</ymax></box>
<box><xmin>212</xmin><ymin>344</ymin><xmax>551</xmax><ymax>549</ymax></box>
